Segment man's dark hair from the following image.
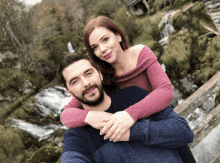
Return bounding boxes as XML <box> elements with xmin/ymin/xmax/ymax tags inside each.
<box><xmin>57</xmin><ymin>53</ymin><xmax>99</xmax><ymax>88</ymax></box>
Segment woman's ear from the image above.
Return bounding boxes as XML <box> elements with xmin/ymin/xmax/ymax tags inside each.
<box><xmin>116</xmin><ymin>33</ymin><xmax>122</xmax><ymax>42</ymax></box>
<box><xmin>99</xmin><ymin>71</ymin><xmax>103</xmax><ymax>81</ymax></box>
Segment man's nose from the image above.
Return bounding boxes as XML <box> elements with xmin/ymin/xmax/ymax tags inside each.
<box><xmin>82</xmin><ymin>77</ymin><xmax>90</xmax><ymax>87</ymax></box>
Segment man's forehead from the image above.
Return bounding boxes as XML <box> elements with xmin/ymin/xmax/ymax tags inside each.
<box><xmin>63</xmin><ymin>59</ymin><xmax>95</xmax><ymax>78</ymax></box>
<box><xmin>70</xmin><ymin>59</ymin><xmax>93</xmax><ymax>70</ymax></box>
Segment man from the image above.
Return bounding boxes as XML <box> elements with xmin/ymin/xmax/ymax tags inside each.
<box><xmin>58</xmin><ymin>53</ymin><xmax>194</xmax><ymax>163</ymax></box>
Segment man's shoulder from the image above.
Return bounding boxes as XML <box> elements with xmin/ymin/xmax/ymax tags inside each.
<box><xmin>150</xmin><ymin>106</ymin><xmax>175</xmax><ymax>120</ymax></box>
<box><xmin>64</xmin><ymin>127</ymin><xmax>88</xmax><ymax>139</ymax></box>
<box><xmin>109</xmin><ymin>86</ymin><xmax>149</xmax><ymax>97</ymax></box>
<box><xmin>108</xmin><ymin>86</ymin><xmax>150</xmax><ymax>109</ymax></box>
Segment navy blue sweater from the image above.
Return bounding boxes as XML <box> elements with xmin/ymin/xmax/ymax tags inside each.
<box><xmin>62</xmin><ymin>86</ymin><xmax>194</xmax><ymax>163</ymax></box>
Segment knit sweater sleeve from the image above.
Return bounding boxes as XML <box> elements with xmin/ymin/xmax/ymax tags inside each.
<box><xmin>62</xmin><ymin>128</ymin><xmax>94</xmax><ymax>163</ymax></box>
<box><xmin>125</xmin><ymin>46</ymin><xmax>174</xmax><ymax>121</ymax></box>
<box><xmin>129</xmin><ymin>107</ymin><xmax>194</xmax><ymax>148</ymax></box>
<box><xmin>60</xmin><ymin>96</ymin><xmax>89</xmax><ymax>128</ymax></box>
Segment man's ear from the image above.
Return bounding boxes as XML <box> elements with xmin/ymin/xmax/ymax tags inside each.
<box><xmin>99</xmin><ymin>71</ymin><xmax>103</xmax><ymax>81</ymax></box>
<box><xmin>66</xmin><ymin>88</ymin><xmax>73</xmax><ymax>97</ymax></box>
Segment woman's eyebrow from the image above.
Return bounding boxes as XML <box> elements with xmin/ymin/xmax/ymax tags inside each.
<box><xmin>90</xmin><ymin>34</ymin><xmax>108</xmax><ymax>47</ymax></box>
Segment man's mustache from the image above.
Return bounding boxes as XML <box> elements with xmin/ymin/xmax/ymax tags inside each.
<box><xmin>82</xmin><ymin>85</ymin><xmax>98</xmax><ymax>96</ymax></box>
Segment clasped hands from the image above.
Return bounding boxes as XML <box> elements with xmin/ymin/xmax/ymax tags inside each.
<box><xmin>85</xmin><ymin>110</ymin><xmax>135</xmax><ymax>142</ymax></box>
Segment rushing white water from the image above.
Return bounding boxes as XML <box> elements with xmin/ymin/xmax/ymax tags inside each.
<box><xmin>34</xmin><ymin>85</ymin><xmax>72</xmax><ymax>117</ymax></box>
<box><xmin>186</xmin><ymin>93</ymin><xmax>216</xmax><ymax>130</ymax></box>
<box><xmin>67</xmin><ymin>41</ymin><xmax>75</xmax><ymax>53</ymax></box>
<box><xmin>158</xmin><ymin>10</ymin><xmax>179</xmax><ymax>49</ymax></box>
<box><xmin>9</xmin><ymin>118</ymin><xmax>68</xmax><ymax>141</ymax></box>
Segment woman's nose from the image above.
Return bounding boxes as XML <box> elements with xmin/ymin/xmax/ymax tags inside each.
<box><xmin>100</xmin><ymin>44</ymin><xmax>107</xmax><ymax>53</ymax></box>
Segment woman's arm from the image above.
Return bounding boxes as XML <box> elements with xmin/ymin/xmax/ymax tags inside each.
<box><xmin>101</xmin><ymin>46</ymin><xmax>174</xmax><ymax>141</ymax></box>
<box><xmin>126</xmin><ymin>53</ymin><xmax>174</xmax><ymax>121</ymax></box>
<box><xmin>60</xmin><ymin>97</ymin><xmax>89</xmax><ymax>128</ymax></box>
<box><xmin>61</xmin><ymin>96</ymin><xmax>113</xmax><ymax>129</ymax></box>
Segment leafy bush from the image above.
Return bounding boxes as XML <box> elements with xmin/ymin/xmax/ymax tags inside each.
<box><xmin>160</xmin><ymin>32</ymin><xmax>192</xmax><ymax>78</ymax></box>
<box><xmin>114</xmin><ymin>7</ymin><xmax>141</xmax><ymax>45</ymax></box>
<box><xmin>199</xmin><ymin>35</ymin><xmax>220</xmax><ymax>83</ymax></box>
<box><xmin>92</xmin><ymin>0</ymin><xmax>121</xmax><ymax>19</ymax></box>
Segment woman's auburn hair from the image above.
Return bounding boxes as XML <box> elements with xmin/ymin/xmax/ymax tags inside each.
<box><xmin>83</xmin><ymin>16</ymin><xmax>129</xmax><ymax>93</ymax></box>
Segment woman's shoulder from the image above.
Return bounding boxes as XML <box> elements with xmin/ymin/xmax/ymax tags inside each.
<box><xmin>129</xmin><ymin>44</ymin><xmax>145</xmax><ymax>53</ymax></box>
<box><xmin>126</xmin><ymin>44</ymin><xmax>145</xmax><ymax>58</ymax></box>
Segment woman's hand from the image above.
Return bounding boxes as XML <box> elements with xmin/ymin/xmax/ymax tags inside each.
<box><xmin>85</xmin><ymin>111</ymin><xmax>113</xmax><ymax>130</ymax></box>
<box><xmin>100</xmin><ymin>111</ymin><xmax>135</xmax><ymax>142</ymax></box>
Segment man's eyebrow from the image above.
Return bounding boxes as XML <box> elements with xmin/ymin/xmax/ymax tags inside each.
<box><xmin>85</xmin><ymin>69</ymin><xmax>93</xmax><ymax>74</ymax></box>
<box><xmin>68</xmin><ymin>69</ymin><xmax>93</xmax><ymax>84</ymax></box>
<box><xmin>90</xmin><ymin>34</ymin><xmax>107</xmax><ymax>47</ymax></box>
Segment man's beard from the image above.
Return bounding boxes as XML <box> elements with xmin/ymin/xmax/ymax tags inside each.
<box><xmin>69</xmin><ymin>84</ymin><xmax>104</xmax><ymax>106</ymax></box>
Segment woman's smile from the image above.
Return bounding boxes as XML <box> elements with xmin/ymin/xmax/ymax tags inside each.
<box><xmin>103</xmin><ymin>51</ymin><xmax>112</xmax><ymax>59</ymax></box>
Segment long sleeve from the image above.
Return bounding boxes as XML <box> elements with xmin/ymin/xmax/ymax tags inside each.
<box><xmin>129</xmin><ymin>107</ymin><xmax>194</xmax><ymax>148</ymax></box>
<box><xmin>60</xmin><ymin>96</ymin><xmax>89</xmax><ymax>128</ymax></box>
<box><xmin>62</xmin><ymin>128</ymin><xmax>95</xmax><ymax>163</ymax></box>
<box><xmin>125</xmin><ymin>46</ymin><xmax>174</xmax><ymax>121</ymax></box>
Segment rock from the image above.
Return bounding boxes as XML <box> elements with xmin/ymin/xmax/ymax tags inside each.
<box><xmin>0</xmin><ymin>51</ymin><xmax>20</xmax><ymax>69</ymax></box>
<box><xmin>27</xmin><ymin>145</ymin><xmax>62</xmax><ymax>163</ymax></box>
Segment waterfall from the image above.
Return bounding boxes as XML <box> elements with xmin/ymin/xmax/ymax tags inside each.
<box><xmin>9</xmin><ymin>118</ymin><xmax>68</xmax><ymax>142</ymax></box>
<box><xmin>67</xmin><ymin>41</ymin><xmax>75</xmax><ymax>53</ymax></box>
<box><xmin>158</xmin><ymin>10</ymin><xmax>179</xmax><ymax>49</ymax></box>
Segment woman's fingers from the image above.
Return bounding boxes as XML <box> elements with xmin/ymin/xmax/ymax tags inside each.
<box><xmin>109</xmin><ymin>128</ymin><xmax>124</xmax><ymax>142</ymax></box>
<box><xmin>103</xmin><ymin>124</ymin><xmax>118</xmax><ymax>140</ymax></box>
<box><xmin>100</xmin><ymin>118</ymin><xmax>115</xmax><ymax>135</ymax></box>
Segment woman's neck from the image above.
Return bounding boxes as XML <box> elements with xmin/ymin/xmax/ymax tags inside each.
<box><xmin>111</xmin><ymin>48</ymin><xmax>133</xmax><ymax>75</ymax></box>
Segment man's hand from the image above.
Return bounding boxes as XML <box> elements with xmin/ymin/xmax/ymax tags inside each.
<box><xmin>85</xmin><ymin>111</ymin><xmax>113</xmax><ymax>130</ymax></box>
<box><xmin>100</xmin><ymin>111</ymin><xmax>135</xmax><ymax>142</ymax></box>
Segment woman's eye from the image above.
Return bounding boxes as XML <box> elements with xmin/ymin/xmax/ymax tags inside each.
<box><xmin>92</xmin><ymin>46</ymin><xmax>97</xmax><ymax>51</ymax></box>
<box><xmin>103</xmin><ymin>37</ymin><xmax>109</xmax><ymax>41</ymax></box>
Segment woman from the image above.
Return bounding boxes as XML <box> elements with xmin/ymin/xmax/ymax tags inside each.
<box><xmin>61</xmin><ymin>15</ymin><xmax>174</xmax><ymax>137</ymax></box>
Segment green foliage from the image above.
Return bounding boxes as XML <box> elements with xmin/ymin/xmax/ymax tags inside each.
<box><xmin>92</xmin><ymin>0</ymin><xmax>120</xmax><ymax>19</ymax></box>
<box><xmin>173</xmin><ymin>0</ymin><xmax>191</xmax><ymax>7</ymax></box>
<box><xmin>0</xmin><ymin>68</ymin><xmax>28</xmax><ymax>102</ymax></box>
<box><xmin>216</xmin><ymin>90</ymin><xmax>220</xmax><ymax>106</ymax></box>
<box><xmin>133</xmin><ymin>18</ymin><xmax>162</xmax><ymax>57</ymax></box>
<box><xmin>27</xmin><ymin>145</ymin><xmax>62</xmax><ymax>163</ymax></box>
<box><xmin>0</xmin><ymin>126</ymin><xmax>24</xmax><ymax>162</ymax></box>
<box><xmin>199</xmin><ymin>35</ymin><xmax>220</xmax><ymax>83</ymax></box>
<box><xmin>160</xmin><ymin>32</ymin><xmax>192</xmax><ymax>78</ymax></box>
<box><xmin>114</xmin><ymin>7</ymin><xmax>142</xmax><ymax>45</ymax></box>
<box><xmin>172</xmin><ymin>2</ymin><xmax>212</xmax><ymax>36</ymax></box>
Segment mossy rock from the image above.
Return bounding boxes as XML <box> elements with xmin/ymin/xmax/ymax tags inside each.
<box><xmin>0</xmin><ymin>126</ymin><xmax>24</xmax><ymax>162</ymax></box>
<box><xmin>52</xmin><ymin>128</ymin><xmax>66</xmax><ymax>137</ymax></box>
<box><xmin>56</xmin><ymin>156</ymin><xmax>61</xmax><ymax>163</ymax></box>
<box><xmin>47</xmin><ymin>113</ymin><xmax>57</xmax><ymax>121</ymax></box>
<box><xmin>215</xmin><ymin>90</ymin><xmax>220</xmax><ymax>107</ymax></box>
<box><xmin>27</xmin><ymin>145</ymin><xmax>62</xmax><ymax>163</ymax></box>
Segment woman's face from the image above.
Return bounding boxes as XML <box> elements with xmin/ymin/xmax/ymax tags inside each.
<box><xmin>88</xmin><ymin>27</ymin><xmax>122</xmax><ymax>65</ymax></box>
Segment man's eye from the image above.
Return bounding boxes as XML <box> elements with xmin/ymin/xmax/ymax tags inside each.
<box><xmin>86</xmin><ymin>72</ymin><xmax>92</xmax><ymax>76</ymax></box>
<box><xmin>71</xmin><ymin>80</ymin><xmax>77</xmax><ymax>85</ymax></box>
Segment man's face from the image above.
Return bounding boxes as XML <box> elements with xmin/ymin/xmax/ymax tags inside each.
<box><xmin>62</xmin><ymin>59</ymin><xmax>104</xmax><ymax>106</ymax></box>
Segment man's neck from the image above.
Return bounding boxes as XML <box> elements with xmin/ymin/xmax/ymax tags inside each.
<box><xmin>81</xmin><ymin>92</ymin><xmax>111</xmax><ymax>111</ymax></box>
